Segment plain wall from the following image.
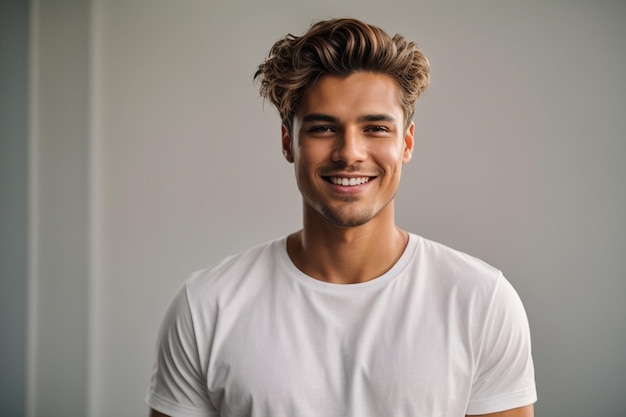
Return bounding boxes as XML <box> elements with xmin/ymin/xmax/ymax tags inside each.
<box><xmin>23</xmin><ymin>1</ymin><xmax>626</xmax><ymax>416</ymax></box>
<box><xmin>28</xmin><ymin>0</ymin><xmax>90</xmax><ymax>416</ymax></box>
<box><xmin>0</xmin><ymin>0</ymin><xmax>29</xmax><ymax>415</ymax></box>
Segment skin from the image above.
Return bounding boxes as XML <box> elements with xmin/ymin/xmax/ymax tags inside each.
<box><xmin>149</xmin><ymin>71</ymin><xmax>533</xmax><ymax>417</ymax></box>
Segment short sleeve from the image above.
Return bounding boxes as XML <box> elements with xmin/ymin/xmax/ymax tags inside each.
<box><xmin>146</xmin><ymin>283</ymin><xmax>218</xmax><ymax>417</ymax></box>
<box><xmin>466</xmin><ymin>275</ymin><xmax>537</xmax><ymax>415</ymax></box>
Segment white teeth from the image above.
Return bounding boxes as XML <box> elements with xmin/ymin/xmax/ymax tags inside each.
<box><xmin>330</xmin><ymin>177</ymin><xmax>370</xmax><ymax>186</ymax></box>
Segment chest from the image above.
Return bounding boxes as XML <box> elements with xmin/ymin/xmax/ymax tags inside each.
<box><xmin>203</xmin><ymin>286</ymin><xmax>475</xmax><ymax>416</ymax></box>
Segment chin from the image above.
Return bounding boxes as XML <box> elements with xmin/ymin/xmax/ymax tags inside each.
<box><xmin>319</xmin><ymin>207</ymin><xmax>376</xmax><ymax>228</ymax></box>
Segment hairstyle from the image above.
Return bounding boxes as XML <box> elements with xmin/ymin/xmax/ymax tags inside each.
<box><xmin>254</xmin><ymin>18</ymin><xmax>430</xmax><ymax>131</ymax></box>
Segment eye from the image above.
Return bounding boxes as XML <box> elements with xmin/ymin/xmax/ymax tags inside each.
<box><xmin>364</xmin><ymin>125</ymin><xmax>391</xmax><ymax>134</ymax></box>
<box><xmin>307</xmin><ymin>125</ymin><xmax>336</xmax><ymax>135</ymax></box>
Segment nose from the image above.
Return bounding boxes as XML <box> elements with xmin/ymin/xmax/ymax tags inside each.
<box><xmin>332</xmin><ymin>127</ymin><xmax>367</xmax><ymax>164</ymax></box>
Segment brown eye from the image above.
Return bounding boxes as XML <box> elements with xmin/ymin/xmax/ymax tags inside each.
<box><xmin>308</xmin><ymin>125</ymin><xmax>336</xmax><ymax>135</ymax></box>
<box><xmin>365</xmin><ymin>126</ymin><xmax>390</xmax><ymax>133</ymax></box>
<box><xmin>311</xmin><ymin>126</ymin><xmax>333</xmax><ymax>132</ymax></box>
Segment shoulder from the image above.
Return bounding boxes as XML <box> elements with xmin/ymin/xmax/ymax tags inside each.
<box><xmin>405</xmin><ymin>234</ymin><xmax>530</xmax><ymax>329</ymax></box>
<box><xmin>401</xmin><ymin>235</ymin><xmax>518</xmax><ymax>328</ymax></box>
<box><xmin>410</xmin><ymin>234</ymin><xmax>502</xmax><ymax>288</ymax></box>
<box><xmin>184</xmin><ymin>236</ymin><xmax>286</xmax><ymax>305</ymax></box>
<box><xmin>409</xmin><ymin>234</ymin><xmax>532</xmax><ymax>342</ymax></box>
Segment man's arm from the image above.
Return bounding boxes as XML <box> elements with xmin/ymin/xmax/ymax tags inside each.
<box><xmin>147</xmin><ymin>284</ymin><xmax>217</xmax><ymax>416</ymax></box>
<box><xmin>467</xmin><ymin>404</ymin><xmax>534</xmax><ymax>417</ymax></box>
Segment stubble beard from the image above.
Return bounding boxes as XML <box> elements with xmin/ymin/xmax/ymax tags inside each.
<box><xmin>317</xmin><ymin>200</ymin><xmax>374</xmax><ymax>227</ymax></box>
<box><xmin>306</xmin><ymin>192</ymin><xmax>397</xmax><ymax>228</ymax></box>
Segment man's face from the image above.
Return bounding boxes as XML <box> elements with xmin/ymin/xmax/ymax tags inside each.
<box><xmin>283</xmin><ymin>72</ymin><xmax>414</xmax><ymax>228</ymax></box>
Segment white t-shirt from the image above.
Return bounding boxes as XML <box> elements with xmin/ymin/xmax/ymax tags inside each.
<box><xmin>146</xmin><ymin>234</ymin><xmax>536</xmax><ymax>416</ymax></box>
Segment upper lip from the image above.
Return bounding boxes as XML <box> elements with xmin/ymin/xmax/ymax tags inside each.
<box><xmin>325</xmin><ymin>174</ymin><xmax>373</xmax><ymax>178</ymax></box>
<box><xmin>321</xmin><ymin>170</ymin><xmax>378</xmax><ymax>177</ymax></box>
<box><xmin>320</xmin><ymin>167</ymin><xmax>381</xmax><ymax>181</ymax></box>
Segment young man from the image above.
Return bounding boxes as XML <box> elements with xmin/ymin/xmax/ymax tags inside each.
<box><xmin>146</xmin><ymin>18</ymin><xmax>536</xmax><ymax>417</ymax></box>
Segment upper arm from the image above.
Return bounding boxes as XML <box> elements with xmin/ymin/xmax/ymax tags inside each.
<box><xmin>467</xmin><ymin>404</ymin><xmax>534</xmax><ymax>417</ymax></box>
<box><xmin>466</xmin><ymin>276</ymin><xmax>537</xmax><ymax>414</ymax></box>
<box><xmin>146</xmin><ymin>284</ymin><xmax>216</xmax><ymax>415</ymax></box>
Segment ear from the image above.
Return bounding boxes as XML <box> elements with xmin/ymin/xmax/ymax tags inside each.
<box><xmin>402</xmin><ymin>122</ymin><xmax>415</xmax><ymax>163</ymax></box>
<box><xmin>281</xmin><ymin>125</ymin><xmax>294</xmax><ymax>163</ymax></box>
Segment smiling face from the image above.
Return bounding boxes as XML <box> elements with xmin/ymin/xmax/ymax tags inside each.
<box><xmin>282</xmin><ymin>72</ymin><xmax>414</xmax><ymax>228</ymax></box>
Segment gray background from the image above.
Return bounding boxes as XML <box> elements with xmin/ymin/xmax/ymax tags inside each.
<box><xmin>1</xmin><ymin>0</ymin><xmax>29</xmax><ymax>416</ymax></box>
<box><xmin>1</xmin><ymin>0</ymin><xmax>625</xmax><ymax>416</ymax></box>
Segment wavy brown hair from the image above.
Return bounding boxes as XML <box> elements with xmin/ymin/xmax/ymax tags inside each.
<box><xmin>254</xmin><ymin>18</ymin><xmax>430</xmax><ymax>132</ymax></box>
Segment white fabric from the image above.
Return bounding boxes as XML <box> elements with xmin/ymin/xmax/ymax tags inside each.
<box><xmin>146</xmin><ymin>234</ymin><xmax>536</xmax><ymax>416</ymax></box>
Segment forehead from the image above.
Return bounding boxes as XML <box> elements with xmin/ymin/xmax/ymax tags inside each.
<box><xmin>296</xmin><ymin>72</ymin><xmax>403</xmax><ymax>119</ymax></box>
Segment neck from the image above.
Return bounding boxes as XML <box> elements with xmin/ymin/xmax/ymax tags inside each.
<box><xmin>287</xmin><ymin>203</ymin><xmax>408</xmax><ymax>284</ymax></box>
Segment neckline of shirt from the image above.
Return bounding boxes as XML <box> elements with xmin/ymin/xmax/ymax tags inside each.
<box><xmin>274</xmin><ymin>233</ymin><xmax>420</xmax><ymax>293</ymax></box>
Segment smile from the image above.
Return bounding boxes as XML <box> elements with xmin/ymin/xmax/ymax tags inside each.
<box><xmin>328</xmin><ymin>176</ymin><xmax>371</xmax><ymax>186</ymax></box>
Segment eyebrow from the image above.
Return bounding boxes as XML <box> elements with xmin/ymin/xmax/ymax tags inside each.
<box><xmin>301</xmin><ymin>113</ymin><xmax>339</xmax><ymax>124</ymax></box>
<box><xmin>358</xmin><ymin>114</ymin><xmax>396</xmax><ymax>123</ymax></box>
<box><xmin>300</xmin><ymin>113</ymin><xmax>396</xmax><ymax>124</ymax></box>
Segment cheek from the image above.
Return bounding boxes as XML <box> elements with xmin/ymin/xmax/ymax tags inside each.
<box><xmin>374</xmin><ymin>146</ymin><xmax>406</xmax><ymax>167</ymax></box>
<box><xmin>297</xmin><ymin>143</ymin><xmax>329</xmax><ymax>165</ymax></box>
